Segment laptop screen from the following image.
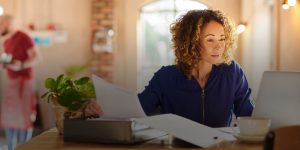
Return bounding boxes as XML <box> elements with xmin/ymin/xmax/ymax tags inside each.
<box><xmin>253</xmin><ymin>71</ymin><xmax>300</xmax><ymax>129</ymax></box>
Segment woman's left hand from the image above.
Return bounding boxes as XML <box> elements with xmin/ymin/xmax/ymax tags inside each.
<box><xmin>83</xmin><ymin>100</ymin><xmax>103</xmax><ymax>119</ymax></box>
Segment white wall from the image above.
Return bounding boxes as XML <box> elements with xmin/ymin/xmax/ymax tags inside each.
<box><xmin>241</xmin><ymin>0</ymin><xmax>273</xmax><ymax>98</ymax></box>
<box><xmin>241</xmin><ymin>0</ymin><xmax>300</xmax><ymax>99</ymax></box>
<box><xmin>279</xmin><ymin>3</ymin><xmax>300</xmax><ymax>70</ymax></box>
<box><xmin>201</xmin><ymin>0</ymin><xmax>241</xmax><ymax>21</ymax></box>
<box><xmin>37</xmin><ymin>0</ymin><xmax>91</xmax><ymax>129</ymax></box>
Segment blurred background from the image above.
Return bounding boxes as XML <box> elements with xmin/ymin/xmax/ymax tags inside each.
<box><xmin>0</xmin><ymin>0</ymin><xmax>299</xmax><ymax>149</ymax></box>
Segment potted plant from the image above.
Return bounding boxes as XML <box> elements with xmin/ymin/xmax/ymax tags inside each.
<box><xmin>41</xmin><ymin>74</ymin><xmax>96</xmax><ymax>135</ymax></box>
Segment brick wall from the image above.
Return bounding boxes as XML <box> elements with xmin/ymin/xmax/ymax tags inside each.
<box><xmin>91</xmin><ymin>0</ymin><xmax>114</xmax><ymax>82</ymax></box>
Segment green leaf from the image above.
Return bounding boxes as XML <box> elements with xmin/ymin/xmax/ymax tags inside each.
<box><xmin>45</xmin><ymin>78</ymin><xmax>56</xmax><ymax>90</ymax></box>
<box><xmin>56</xmin><ymin>74</ymin><xmax>64</xmax><ymax>89</ymax></box>
<box><xmin>77</xmin><ymin>82</ymin><xmax>96</xmax><ymax>99</ymax></box>
<box><xmin>68</xmin><ymin>100</ymin><xmax>85</xmax><ymax>111</ymax></box>
<box><xmin>74</xmin><ymin>77</ymin><xmax>90</xmax><ymax>85</ymax></box>
<box><xmin>58</xmin><ymin>88</ymin><xmax>82</xmax><ymax>111</ymax></box>
<box><xmin>60</xmin><ymin>78</ymin><xmax>74</xmax><ymax>90</ymax></box>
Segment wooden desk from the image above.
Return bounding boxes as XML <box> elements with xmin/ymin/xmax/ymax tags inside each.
<box><xmin>16</xmin><ymin>128</ymin><xmax>263</xmax><ymax>150</ymax></box>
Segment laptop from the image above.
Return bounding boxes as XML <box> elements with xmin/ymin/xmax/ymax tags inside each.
<box><xmin>253</xmin><ymin>71</ymin><xmax>300</xmax><ymax>129</ymax></box>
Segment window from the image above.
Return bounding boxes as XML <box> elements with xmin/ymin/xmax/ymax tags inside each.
<box><xmin>138</xmin><ymin>0</ymin><xmax>208</xmax><ymax>91</ymax></box>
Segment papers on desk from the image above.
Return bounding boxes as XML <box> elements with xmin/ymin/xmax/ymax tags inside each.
<box><xmin>92</xmin><ymin>75</ymin><xmax>146</xmax><ymax>119</ymax></box>
<box><xmin>135</xmin><ymin>114</ymin><xmax>236</xmax><ymax>148</ymax></box>
<box><xmin>92</xmin><ymin>75</ymin><xmax>236</xmax><ymax>148</ymax></box>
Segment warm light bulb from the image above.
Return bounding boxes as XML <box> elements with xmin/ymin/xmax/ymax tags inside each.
<box><xmin>0</xmin><ymin>6</ymin><xmax>4</xmax><ymax>16</ymax></box>
<box><xmin>282</xmin><ymin>3</ymin><xmax>290</xmax><ymax>9</ymax></box>
<box><xmin>237</xmin><ymin>24</ymin><xmax>246</xmax><ymax>34</ymax></box>
<box><xmin>288</xmin><ymin>0</ymin><xmax>297</xmax><ymax>6</ymax></box>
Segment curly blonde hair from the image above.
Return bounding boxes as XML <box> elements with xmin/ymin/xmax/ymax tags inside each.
<box><xmin>170</xmin><ymin>9</ymin><xmax>237</xmax><ymax>78</ymax></box>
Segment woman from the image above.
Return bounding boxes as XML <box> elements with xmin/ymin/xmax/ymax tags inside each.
<box><xmin>86</xmin><ymin>9</ymin><xmax>254</xmax><ymax>128</ymax></box>
<box><xmin>138</xmin><ymin>9</ymin><xmax>254</xmax><ymax>127</ymax></box>
<box><xmin>0</xmin><ymin>15</ymin><xmax>41</xmax><ymax>150</ymax></box>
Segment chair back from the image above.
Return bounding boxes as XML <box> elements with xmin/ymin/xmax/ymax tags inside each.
<box><xmin>264</xmin><ymin>125</ymin><xmax>300</xmax><ymax>150</ymax></box>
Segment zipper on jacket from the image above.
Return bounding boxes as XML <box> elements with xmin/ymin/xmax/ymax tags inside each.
<box><xmin>201</xmin><ymin>89</ymin><xmax>205</xmax><ymax>124</ymax></box>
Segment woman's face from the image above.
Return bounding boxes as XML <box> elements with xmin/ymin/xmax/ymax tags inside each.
<box><xmin>200</xmin><ymin>21</ymin><xmax>225</xmax><ymax>64</ymax></box>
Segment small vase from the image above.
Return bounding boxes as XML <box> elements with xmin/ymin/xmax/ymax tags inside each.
<box><xmin>52</xmin><ymin>104</ymin><xmax>66</xmax><ymax>135</ymax></box>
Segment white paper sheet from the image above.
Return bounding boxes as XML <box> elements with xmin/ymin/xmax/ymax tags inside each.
<box><xmin>216</xmin><ymin>127</ymin><xmax>240</xmax><ymax>134</ymax></box>
<box><xmin>92</xmin><ymin>75</ymin><xmax>146</xmax><ymax>119</ymax></box>
<box><xmin>134</xmin><ymin>114</ymin><xmax>236</xmax><ymax>148</ymax></box>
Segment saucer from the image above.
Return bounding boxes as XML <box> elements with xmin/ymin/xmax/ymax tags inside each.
<box><xmin>233</xmin><ymin>133</ymin><xmax>265</xmax><ymax>143</ymax></box>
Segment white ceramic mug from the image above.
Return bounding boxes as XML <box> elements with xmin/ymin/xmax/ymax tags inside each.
<box><xmin>237</xmin><ymin>117</ymin><xmax>271</xmax><ymax>136</ymax></box>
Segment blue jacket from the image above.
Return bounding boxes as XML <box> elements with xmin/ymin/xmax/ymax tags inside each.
<box><xmin>138</xmin><ymin>61</ymin><xmax>254</xmax><ymax>127</ymax></box>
